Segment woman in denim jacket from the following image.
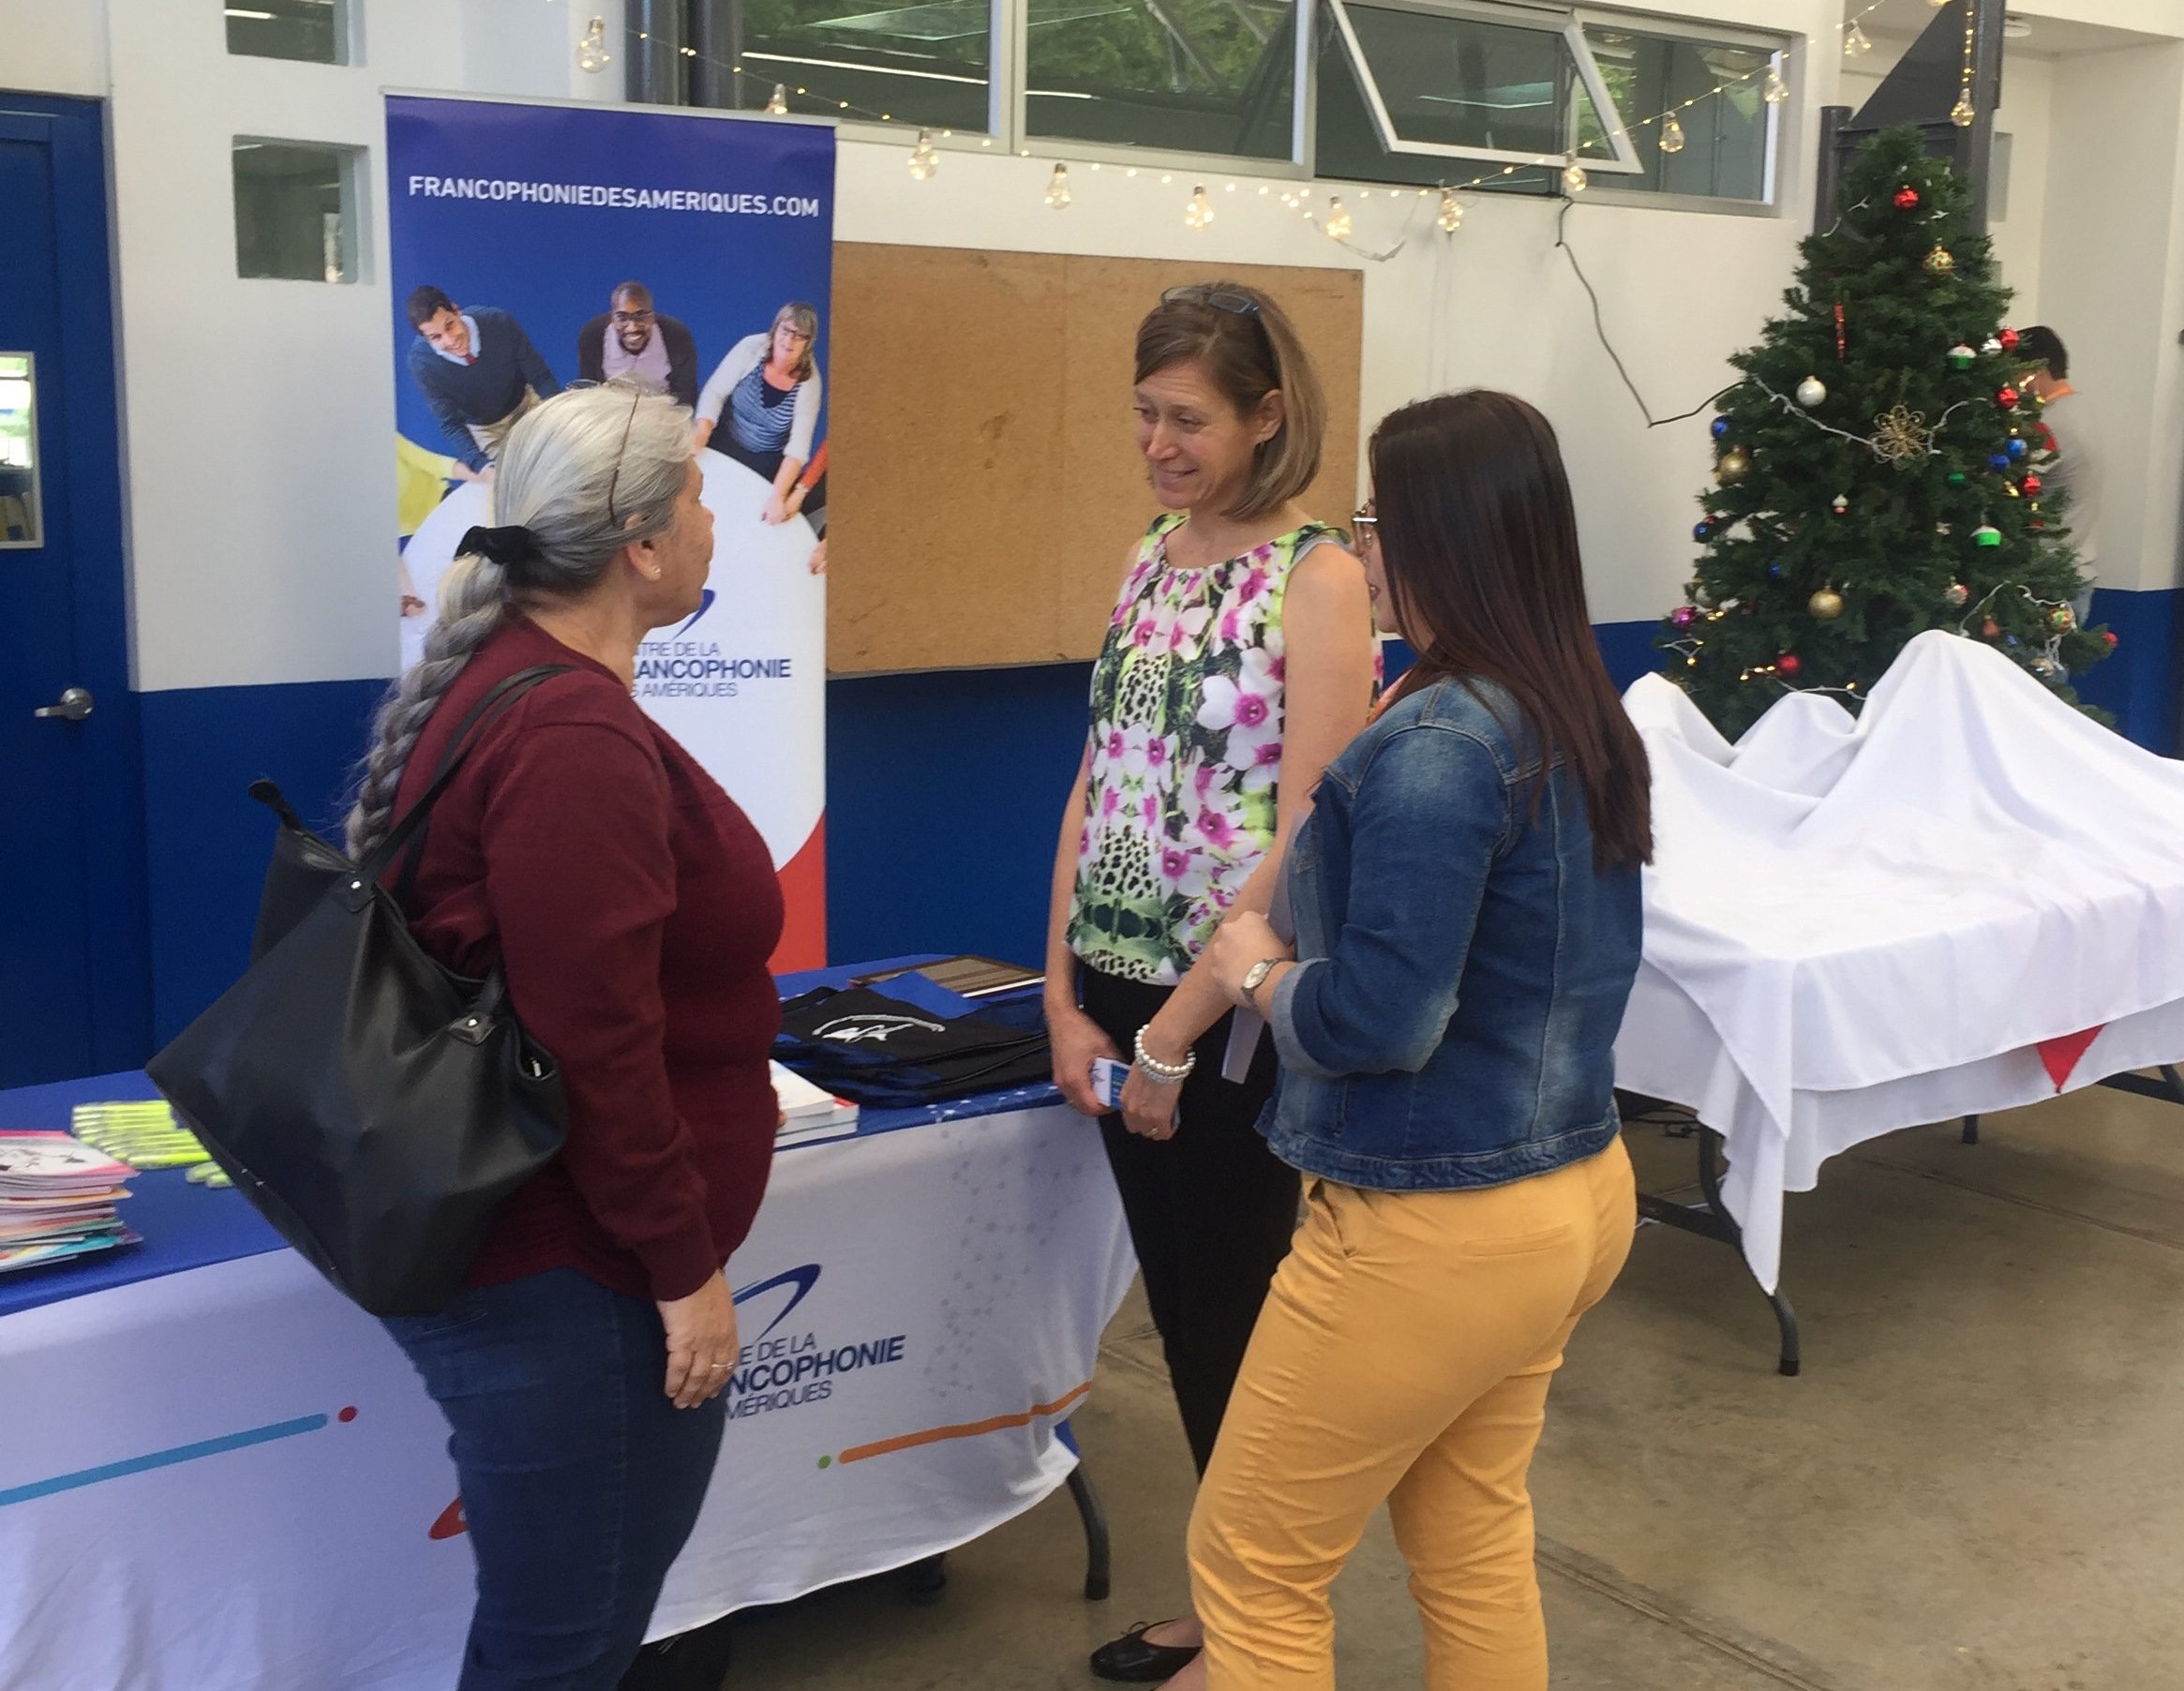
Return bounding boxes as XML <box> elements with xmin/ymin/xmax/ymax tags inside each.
<box><xmin>1189</xmin><ymin>390</ymin><xmax>1652</xmax><ymax>1691</ymax></box>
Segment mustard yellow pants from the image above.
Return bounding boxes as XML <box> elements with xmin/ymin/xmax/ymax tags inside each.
<box><xmin>1188</xmin><ymin>1137</ymin><xmax>1637</xmax><ymax>1691</ymax></box>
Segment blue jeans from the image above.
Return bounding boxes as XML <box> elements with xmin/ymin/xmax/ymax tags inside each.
<box><xmin>382</xmin><ymin>1268</ymin><xmax>728</xmax><ymax>1691</ymax></box>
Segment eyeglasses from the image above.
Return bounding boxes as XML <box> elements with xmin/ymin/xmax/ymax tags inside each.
<box><xmin>609</xmin><ymin>308</ymin><xmax>656</xmax><ymax>324</ymax></box>
<box><xmin>1161</xmin><ymin>284</ymin><xmax>1262</xmax><ymax>319</ymax></box>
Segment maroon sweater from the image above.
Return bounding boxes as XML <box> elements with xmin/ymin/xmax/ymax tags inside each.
<box><xmin>389</xmin><ymin>616</ymin><xmax>784</xmax><ymax>1302</ymax></box>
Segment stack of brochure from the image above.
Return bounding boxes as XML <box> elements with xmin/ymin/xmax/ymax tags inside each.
<box><xmin>770</xmin><ymin>1060</ymin><xmax>860</xmax><ymax>1146</ymax></box>
<box><xmin>0</xmin><ymin>1131</ymin><xmax>141</xmax><ymax>1274</ymax></box>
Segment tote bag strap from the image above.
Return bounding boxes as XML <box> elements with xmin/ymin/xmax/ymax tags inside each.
<box><xmin>367</xmin><ymin>664</ymin><xmax>575</xmax><ymax>891</ymax></box>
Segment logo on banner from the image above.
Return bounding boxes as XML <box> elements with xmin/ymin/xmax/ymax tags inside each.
<box><xmin>727</xmin><ymin>1264</ymin><xmax>908</xmax><ymax>1422</ymax></box>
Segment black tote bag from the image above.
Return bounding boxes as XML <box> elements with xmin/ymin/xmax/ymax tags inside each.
<box><xmin>147</xmin><ymin>666</ymin><xmax>574</xmax><ymax>1316</ymax></box>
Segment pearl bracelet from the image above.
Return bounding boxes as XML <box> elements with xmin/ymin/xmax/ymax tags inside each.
<box><xmin>1133</xmin><ymin>1024</ymin><xmax>1196</xmax><ymax>1085</ymax></box>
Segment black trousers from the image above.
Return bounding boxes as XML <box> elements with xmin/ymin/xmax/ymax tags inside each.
<box><xmin>1080</xmin><ymin>966</ymin><xmax>1301</xmax><ymax>1475</ymax></box>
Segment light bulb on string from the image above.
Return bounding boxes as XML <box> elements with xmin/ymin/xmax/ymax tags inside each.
<box><xmin>1658</xmin><ymin>115</ymin><xmax>1686</xmax><ymax>156</ymax></box>
<box><xmin>1437</xmin><ymin>188</ymin><xmax>1462</xmax><ymax>232</ymax></box>
<box><xmin>907</xmin><ymin>127</ymin><xmax>938</xmax><ymax>180</ymax></box>
<box><xmin>1185</xmin><ymin>185</ymin><xmax>1215</xmax><ymax>232</ymax></box>
<box><xmin>1044</xmin><ymin>163</ymin><xmax>1071</xmax><ymax>209</ymax></box>
<box><xmin>1324</xmin><ymin>196</ymin><xmax>1352</xmax><ymax>241</ymax></box>
<box><xmin>765</xmin><ymin>83</ymin><xmax>788</xmax><ymax>114</ymax></box>
<box><xmin>1763</xmin><ymin>66</ymin><xmax>1789</xmax><ymax>104</ymax></box>
<box><xmin>1951</xmin><ymin>94</ymin><xmax>1977</xmax><ymax>127</ymax></box>
<box><xmin>1562</xmin><ymin>156</ymin><xmax>1589</xmax><ymax>195</ymax></box>
<box><xmin>575</xmin><ymin>15</ymin><xmax>610</xmax><ymax>73</ymax></box>
<box><xmin>1844</xmin><ymin>21</ymin><xmax>1873</xmax><ymax>57</ymax></box>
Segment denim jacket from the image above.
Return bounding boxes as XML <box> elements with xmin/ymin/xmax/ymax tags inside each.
<box><xmin>1262</xmin><ymin>674</ymin><xmax>1641</xmax><ymax>1190</ymax></box>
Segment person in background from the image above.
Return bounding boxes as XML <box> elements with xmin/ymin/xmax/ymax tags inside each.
<box><xmin>694</xmin><ymin>303</ymin><xmax>825</xmax><ymax>528</ymax></box>
<box><xmin>1044</xmin><ymin>282</ymin><xmax>1377</xmax><ymax>1685</ymax></box>
<box><xmin>404</xmin><ymin>286</ymin><xmax>561</xmax><ymax>482</ymax></box>
<box><xmin>1187</xmin><ymin>390</ymin><xmax>1649</xmax><ymax>1691</ymax></box>
<box><xmin>577</xmin><ymin>279</ymin><xmax>701</xmax><ymax>412</ymax></box>
<box><xmin>348</xmin><ymin>381</ymin><xmax>782</xmax><ymax>1690</ymax></box>
<box><xmin>2019</xmin><ymin>325</ymin><xmax>2101</xmax><ymax>619</ymax></box>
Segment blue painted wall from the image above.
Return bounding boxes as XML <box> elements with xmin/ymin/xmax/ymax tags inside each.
<box><xmin>123</xmin><ymin>596</ymin><xmax>2177</xmax><ymax>1050</ymax></box>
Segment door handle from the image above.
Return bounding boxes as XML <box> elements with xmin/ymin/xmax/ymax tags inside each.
<box><xmin>33</xmin><ymin>686</ymin><xmax>95</xmax><ymax>723</ymax></box>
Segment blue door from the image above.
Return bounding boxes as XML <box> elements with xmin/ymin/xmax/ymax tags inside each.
<box><xmin>0</xmin><ymin>97</ymin><xmax>147</xmax><ymax>1086</ymax></box>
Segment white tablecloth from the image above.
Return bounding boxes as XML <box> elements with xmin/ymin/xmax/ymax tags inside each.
<box><xmin>0</xmin><ymin>1105</ymin><xmax>1133</xmax><ymax>1691</ymax></box>
<box><xmin>1619</xmin><ymin>633</ymin><xmax>2184</xmax><ymax>1290</ymax></box>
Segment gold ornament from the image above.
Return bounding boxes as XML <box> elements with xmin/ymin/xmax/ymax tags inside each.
<box><xmin>1923</xmin><ymin>244</ymin><xmax>1956</xmax><ymax>276</ymax></box>
<box><xmin>1716</xmin><ymin>445</ymin><xmax>1752</xmax><ymax>486</ymax></box>
<box><xmin>1871</xmin><ymin>404</ymin><xmax>1932</xmax><ymax>466</ymax></box>
<box><xmin>1809</xmin><ymin>587</ymin><xmax>1845</xmax><ymax>621</ymax></box>
<box><xmin>2050</xmin><ymin>604</ymin><xmax>2076</xmax><ymax>633</ymax></box>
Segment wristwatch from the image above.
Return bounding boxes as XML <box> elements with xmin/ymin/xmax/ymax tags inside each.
<box><xmin>1240</xmin><ymin>957</ymin><xmax>1283</xmax><ymax>1010</ymax></box>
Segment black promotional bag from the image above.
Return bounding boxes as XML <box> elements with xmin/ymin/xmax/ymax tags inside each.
<box><xmin>146</xmin><ymin>666</ymin><xmax>573</xmax><ymax>1316</ymax></box>
<box><xmin>773</xmin><ymin>985</ymin><xmax>1052</xmax><ymax>1106</ymax></box>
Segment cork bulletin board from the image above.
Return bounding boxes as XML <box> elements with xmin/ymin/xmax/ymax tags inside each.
<box><xmin>824</xmin><ymin>246</ymin><xmax>1365</xmax><ymax>675</ymax></box>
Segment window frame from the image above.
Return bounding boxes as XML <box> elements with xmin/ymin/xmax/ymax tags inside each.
<box><xmin>1324</xmin><ymin>0</ymin><xmax>1640</xmax><ymax>175</ymax></box>
<box><xmin>230</xmin><ymin>135</ymin><xmax>369</xmax><ymax>284</ymax></box>
<box><xmin>826</xmin><ymin>0</ymin><xmax>1784</xmax><ymax>208</ymax></box>
<box><xmin>223</xmin><ymin>0</ymin><xmax>359</xmax><ymax>67</ymax></box>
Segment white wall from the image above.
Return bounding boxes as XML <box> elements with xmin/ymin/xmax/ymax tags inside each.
<box><xmin>2041</xmin><ymin>41</ymin><xmax>2184</xmax><ymax>595</ymax></box>
<box><xmin>0</xmin><ymin>0</ymin><xmax>103</xmax><ymax>97</ymax></box>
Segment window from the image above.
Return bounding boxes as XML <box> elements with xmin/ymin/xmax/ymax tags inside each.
<box><xmin>1317</xmin><ymin>0</ymin><xmax>1636</xmax><ymax>192</ymax></box>
<box><xmin>1578</xmin><ymin>22</ymin><xmax>1778</xmax><ymax>203</ymax></box>
<box><xmin>232</xmin><ymin>141</ymin><xmax>362</xmax><ymax>282</ymax></box>
<box><xmin>0</xmin><ymin>354</ymin><xmax>40</xmax><ymax>549</ymax></box>
<box><xmin>224</xmin><ymin>0</ymin><xmax>351</xmax><ymax>65</ymax></box>
<box><xmin>737</xmin><ymin>0</ymin><xmax>993</xmax><ymax>133</ymax></box>
<box><xmin>1025</xmin><ymin>0</ymin><xmax>1297</xmax><ymax>160</ymax></box>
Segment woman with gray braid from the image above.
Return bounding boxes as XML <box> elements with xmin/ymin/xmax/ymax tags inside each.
<box><xmin>360</xmin><ymin>380</ymin><xmax>785</xmax><ymax>1690</ymax></box>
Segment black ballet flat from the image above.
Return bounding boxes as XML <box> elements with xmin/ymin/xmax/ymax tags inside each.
<box><xmin>1090</xmin><ymin>1620</ymin><xmax>1202</xmax><ymax>1683</ymax></box>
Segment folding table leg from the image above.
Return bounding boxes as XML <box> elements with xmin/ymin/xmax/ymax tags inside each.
<box><xmin>1067</xmin><ymin>1465</ymin><xmax>1113</xmax><ymax>1602</ymax></box>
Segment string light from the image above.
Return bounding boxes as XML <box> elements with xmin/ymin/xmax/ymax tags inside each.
<box><xmin>1323</xmin><ymin>195</ymin><xmax>1353</xmax><ymax>240</ymax></box>
<box><xmin>1563</xmin><ymin>156</ymin><xmax>1589</xmax><ymax>195</ymax></box>
<box><xmin>1844</xmin><ymin>21</ymin><xmax>1873</xmax><ymax>57</ymax></box>
<box><xmin>1045</xmin><ymin>162</ymin><xmax>1071</xmax><ymax>209</ymax></box>
<box><xmin>1185</xmin><ymin>185</ymin><xmax>1215</xmax><ymax>231</ymax></box>
<box><xmin>575</xmin><ymin>15</ymin><xmax>610</xmax><ymax>74</ymax></box>
<box><xmin>907</xmin><ymin>127</ymin><xmax>938</xmax><ymax>179</ymax></box>
<box><xmin>1437</xmin><ymin>188</ymin><xmax>1463</xmax><ymax>233</ymax></box>
<box><xmin>1952</xmin><ymin>0</ymin><xmax>1979</xmax><ymax>127</ymax></box>
<box><xmin>764</xmin><ymin>83</ymin><xmax>787</xmax><ymax>114</ymax></box>
<box><xmin>1764</xmin><ymin>64</ymin><xmax>1789</xmax><ymax>104</ymax></box>
<box><xmin>1658</xmin><ymin>115</ymin><xmax>1686</xmax><ymax>156</ymax></box>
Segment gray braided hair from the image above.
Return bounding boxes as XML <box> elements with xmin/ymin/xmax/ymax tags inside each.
<box><xmin>346</xmin><ymin>380</ymin><xmax>694</xmax><ymax>858</ymax></box>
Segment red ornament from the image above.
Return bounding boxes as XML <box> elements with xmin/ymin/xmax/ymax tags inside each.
<box><xmin>1999</xmin><ymin>326</ymin><xmax>2020</xmax><ymax>353</ymax></box>
<box><xmin>1982</xmin><ymin>618</ymin><xmax>2000</xmax><ymax>638</ymax></box>
<box><xmin>1997</xmin><ymin>385</ymin><xmax>2020</xmax><ymax>410</ymax></box>
<box><xmin>2103</xmin><ymin>631</ymin><xmax>2120</xmax><ymax>649</ymax></box>
<box><xmin>1777</xmin><ymin>653</ymin><xmax>1803</xmax><ymax>678</ymax></box>
<box><xmin>1893</xmin><ymin>187</ymin><xmax>1921</xmax><ymax>210</ymax></box>
<box><xmin>1834</xmin><ymin>300</ymin><xmax>1847</xmax><ymax>362</ymax></box>
<box><xmin>2022</xmin><ymin>473</ymin><xmax>2042</xmax><ymax>496</ymax></box>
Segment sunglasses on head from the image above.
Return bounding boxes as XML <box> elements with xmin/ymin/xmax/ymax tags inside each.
<box><xmin>1161</xmin><ymin>284</ymin><xmax>1263</xmax><ymax>319</ymax></box>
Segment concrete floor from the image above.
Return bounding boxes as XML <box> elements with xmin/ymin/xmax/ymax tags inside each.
<box><xmin>726</xmin><ymin>1082</ymin><xmax>2184</xmax><ymax>1689</ymax></box>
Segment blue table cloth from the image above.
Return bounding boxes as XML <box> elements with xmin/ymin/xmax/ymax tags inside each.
<box><xmin>0</xmin><ymin>955</ymin><xmax>1058</xmax><ymax>1321</ymax></box>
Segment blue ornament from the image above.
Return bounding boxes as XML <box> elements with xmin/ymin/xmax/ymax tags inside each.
<box><xmin>2004</xmin><ymin>635</ymin><xmax>2021</xmax><ymax>648</ymax></box>
<box><xmin>1711</xmin><ymin>417</ymin><xmax>1730</xmax><ymax>440</ymax></box>
<box><xmin>1989</xmin><ymin>452</ymin><xmax>2012</xmax><ymax>471</ymax></box>
<box><xmin>1767</xmin><ymin>564</ymin><xmax>1784</xmax><ymax>580</ymax></box>
<box><xmin>1694</xmin><ymin>520</ymin><xmax>1713</xmax><ymax>542</ymax></box>
<box><xmin>2007</xmin><ymin>437</ymin><xmax>2028</xmax><ymax>460</ymax></box>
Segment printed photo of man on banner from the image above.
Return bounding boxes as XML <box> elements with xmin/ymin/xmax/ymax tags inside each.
<box><xmin>386</xmin><ymin>95</ymin><xmax>833</xmax><ymax>967</ymax></box>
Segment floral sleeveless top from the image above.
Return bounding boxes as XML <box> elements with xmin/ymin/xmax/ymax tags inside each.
<box><xmin>1067</xmin><ymin>514</ymin><xmax>1345</xmax><ymax>985</ymax></box>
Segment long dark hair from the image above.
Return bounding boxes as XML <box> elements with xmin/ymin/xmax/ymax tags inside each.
<box><xmin>1371</xmin><ymin>390</ymin><xmax>1652</xmax><ymax>869</ymax></box>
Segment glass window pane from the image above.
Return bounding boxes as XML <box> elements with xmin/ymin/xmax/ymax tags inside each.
<box><xmin>224</xmin><ymin>0</ymin><xmax>348</xmax><ymax>65</ymax></box>
<box><xmin>1578</xmin><ymin>27</ymin><xmax>1773</xmax><ymax>202</ymax></box>
<box><xmin>737</xmin><ymin>0</ymin><xmax>992</xmax><ymax>132</ymax></box>
<box><xmin>233</xmin><ymin>141</ymin><xmax>357</xmax><ymax>282</ymax></box>
<box><xmin>0</xmin><ymin>353</ymin><xmax>41</xmax><ymax>549</ymax></box>
<box><xmin>1339</xmin><ymin>6</ymin><xmax>1567</xmax><ymax>156</ymax></box>
<box><xmin>1025</xmin><ymin>0</ymin><xmax>1296</xmax><ymax>160</ymax></box>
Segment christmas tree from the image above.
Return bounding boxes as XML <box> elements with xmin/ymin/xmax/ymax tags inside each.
<box><xmin>1660</xmin><ymin>125</ymin><xmax>2110</xmax><ymax>739</ymax></box>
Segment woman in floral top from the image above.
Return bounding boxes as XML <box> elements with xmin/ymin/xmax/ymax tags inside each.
<box><xmin>1043</xmin><ymin>282</ymin><xmax>1377</xmax><ymax>1686</ymax></box>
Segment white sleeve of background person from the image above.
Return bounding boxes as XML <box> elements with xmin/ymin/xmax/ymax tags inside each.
<box><xmin>696</xmin><ymin>334</ymin><xmax>766</xmax><ymax>428</ymax></box>
<box><xmin>787</xmin><ymin>368</ymin><xmax>820</xmax><ymax>467</ymax></box>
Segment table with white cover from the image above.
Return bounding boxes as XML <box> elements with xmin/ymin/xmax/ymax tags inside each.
<box><xmin>1615</xmin><ymin>633</ymin><xmax>2184</xmax><ymax>1371</ymax></box>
